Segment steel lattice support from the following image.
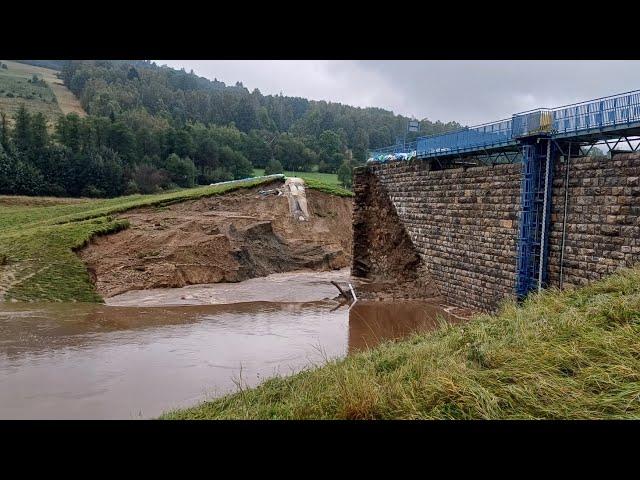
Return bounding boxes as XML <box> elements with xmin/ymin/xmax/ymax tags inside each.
<box><xmin>515</xmin><ymin>138</ymin><xmax>555</xmax><ymax>299</ymax></box>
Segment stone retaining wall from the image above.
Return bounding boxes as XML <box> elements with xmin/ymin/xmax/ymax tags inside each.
<box><xmin>353</xmin><ymin>152</ymin><xmax>640</xmax><ymax>311</ymax></box>
<box><xmin>548</xmin><ymin>153</ymin><xmax>640</xmax><ymax>287</ymax></box>
<box><xmin>353</xmin><ymin>160</ymin><xmax>521</xmax><ymax>311</ymax></box>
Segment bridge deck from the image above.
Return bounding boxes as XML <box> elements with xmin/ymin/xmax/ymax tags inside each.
<box><xmin>369</xmin><ymin>89</ymin><xmax>640</xmax><ymax>163</ymax></box>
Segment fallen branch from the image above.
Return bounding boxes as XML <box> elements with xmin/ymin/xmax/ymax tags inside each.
<box><xmin>330</xmin><ymin>280</ymin><xmax>351</xmax><ymax>301</ymax></box>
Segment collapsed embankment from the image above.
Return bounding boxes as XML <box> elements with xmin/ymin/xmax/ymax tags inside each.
<box><xmin>78</xmin><ymin>181</ymin><xmax>353</xmax><ymax>298</ymax></box>
<box><xmin>351</xmin><ymin>165</ymin><xmax>441</xmax><ymax>302</ymax></box>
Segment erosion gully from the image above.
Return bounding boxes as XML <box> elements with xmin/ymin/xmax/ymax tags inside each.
<box><xmin>0</xmin><ymin>268</ymin><xmax>465</xmax><ymax>419</ymax></box>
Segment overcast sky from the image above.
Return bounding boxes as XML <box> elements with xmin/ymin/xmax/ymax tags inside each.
<box><xmin>156</xmin><ymin>60</ymin><xmax>640</xmax><ymax>126</ymax></box>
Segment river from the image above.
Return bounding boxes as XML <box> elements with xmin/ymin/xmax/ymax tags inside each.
<box><xmin>0</xmin><ymin>269</ymin><xmax>459</xmax><ymax>419</ymax></box>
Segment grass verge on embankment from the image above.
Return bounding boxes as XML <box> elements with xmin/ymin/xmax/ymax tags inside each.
<box><xmin>301</xmin><ymin>177</ymin><xmax>353</xmax><ymax>197</ymax></box>
<box><xmin>1</xmin><ymin>176</ymin><xmax>329</xmax><ymax>302</ymax></box>
<box><xmin>253</xmin><ymin>168</ymin><xmax>353</xmax><ymax>196</ymax></box>
<box><xmin>162</xmin><ymin>266</ymin><xmax>640</xmax><ymax>419</ymax></box>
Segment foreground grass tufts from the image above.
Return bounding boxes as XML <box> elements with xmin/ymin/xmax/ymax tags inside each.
<box><xmin>162</xmin><ymin>266</ymin><xmax>640</xmax><ymax>419</ymax></box>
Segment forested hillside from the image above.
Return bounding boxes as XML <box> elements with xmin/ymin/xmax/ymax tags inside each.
<box><xmin>0</xmin><ymin>60</ymin><xmax>461</xmax><ymax>198</ymax></box>
<box><xmin>14</xmin><ymin>60</ymin><xmax>68</xmax><ymax>71</ymax></box>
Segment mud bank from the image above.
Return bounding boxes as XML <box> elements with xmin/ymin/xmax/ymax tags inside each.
<box><xmin>105</xmin><ymin>269</ymin><xmax>354</xmax><ymax>307</ymax></box>
<box><xmin>78</xmin><ymin>181</ymin><xmax>353</xmax><ymax>298</ymax></box>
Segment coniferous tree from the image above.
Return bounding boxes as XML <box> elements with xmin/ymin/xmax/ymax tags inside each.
<box><xmin>0</xmin><ymin>60</ymin><xmax>462</xmax><ymax>198</ymax></box>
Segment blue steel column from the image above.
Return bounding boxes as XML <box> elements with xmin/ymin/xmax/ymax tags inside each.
<box><xmin>516</xmin><ymin>143</ymin><xmax>538</xmax><ymax>298</ymax></box>
<box><xmin>515</xmin><ymin>138</ymin><xmax>555</xmax><ymax>300</ymax></box>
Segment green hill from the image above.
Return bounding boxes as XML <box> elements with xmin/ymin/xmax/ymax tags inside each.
<box><xmin>0</xmin><ymin>60</ymin><xmax>86</xmax><ymax>126</ymax></box>
<box><xmin>0</xmin><ymin>60</ymin><xmax>62</xmax><ymax>125</ymax></box>
<box><xmin>14</xmin><ymin>60</ymin><xmax>67</xmax><ymax>71</ymax></box>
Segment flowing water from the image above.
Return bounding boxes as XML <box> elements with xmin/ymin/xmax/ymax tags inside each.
<box><xmin>0</xmin><ymin>269</ymin><xmax>460</xmax><ymax>419</ymax></box>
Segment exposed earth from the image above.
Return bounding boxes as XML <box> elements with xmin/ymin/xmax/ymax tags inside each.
<box><xmin>78</xmin><ymin>181</ymin><xmax>353</xmax><ymax>298</ymax></box>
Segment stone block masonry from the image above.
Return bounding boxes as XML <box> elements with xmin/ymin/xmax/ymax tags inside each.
<box><xmin>548</xmin><ymin>152</ymin><xmax>640</xmax><ymax>288</ymax></box>
<box><xmin>353</xmin><ymin>160</ymin><xmax>522</xmax><ymax>311</ymax></box>
<box><xmin>353</xmin><ymin>152</ymin><xmax>640</xmax><ymax>312</ymax></box>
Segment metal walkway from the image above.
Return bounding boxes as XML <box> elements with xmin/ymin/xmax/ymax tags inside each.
<box><xmin>369</xmin><ymin>89</ymin><xmax>640</xmax><ymax>164</ymax></box>
<box><xmin>368</xmin><ymin>89</ymin><xmax>640</xmax><ymax>299</ymax></box>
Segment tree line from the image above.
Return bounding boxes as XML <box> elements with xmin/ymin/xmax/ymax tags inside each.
<box><xmin>0</xmin><ymin>106</ymin><xmax>288</xmax><ymax>196</ymax></box>
<box><xmin>60</xmin><ymin>61</ymin><xmax>461</xmax><ymax>163</ymax></box>
<box><xmin>0</xmin><ymin>60</ymin><xmax>462</xmax><ymax>197</ymax></box>
<box><xmin>0</xmin><ymin>105</ymin><xmax>372</xmax><ymax>196</ymax></box>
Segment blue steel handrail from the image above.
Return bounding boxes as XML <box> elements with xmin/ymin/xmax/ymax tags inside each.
<box><xmin>369</xmin><ymin>117</ymin><xmax>514</xmax><ymax>160</ymax></box>
<box><xmin>416</xmin><ymin>117</ymin><xmax>514</xmax><ymax>157</ymax></box>
<box><xmin>368</xmin><ymin>88</ymin><xmax>640</xmax><ymax>161</ymax></box>
<box><xmin>369</xmin><ymin>141</ymin><xmax>417</xmax><ymax>159</ymax></box>
<box><xmin>369</xmin><ymin>119</ymin><xmax>513</xmax><ymax>158</ymax></box>
<box><xmin>551</xmin><ymin>90</ymin><xmax>640</xmax><ymax>135</ymax></box>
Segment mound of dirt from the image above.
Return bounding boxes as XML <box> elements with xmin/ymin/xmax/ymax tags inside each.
<box><xmin>78</xmin><ymin>181</ymin><xmax>353</xmax><ymax>298</ymax></box>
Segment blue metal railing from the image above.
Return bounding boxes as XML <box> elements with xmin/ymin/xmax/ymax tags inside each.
<box><xmin>368</xmin><ymin>89</ymin><xmax>640</xmax><ymax>162</ymax></box>
<box><xmin>416</xmin><ymin>118</ymin><xmax>514</xmax><ymax>156</ymax></box>
<box><xmin>369</xmin><ymin>119</ymin><xmax>514</xmax><ymax>160</ymax></box>
<box><xmin>368</xmin><ymin>141</ymin><xmax>417</xmax><ymax>160</ymax></box>
<box><xmin>551</xmin><ymin>90</ymin><xmax>640</xmax><ymax>135</ymax></box>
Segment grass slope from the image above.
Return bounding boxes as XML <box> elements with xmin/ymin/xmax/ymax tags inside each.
<box><xmin>0</xmin><ymin>177</ymin><xmax>292</xmax><ymax>302</ymax></box>
<box><xmin>300</xmin><ymin>177</ymin><xmax>353</xmax><ymax>197</ymax></box>
<box><xmin>0</xmin><ymin>60</ymin><xmax>86</xmax><ymax>124</ymax></box>
<box><xmin>0</xmin><ymin>60</ymin><xmax>61</xmax><ymax>123</ymax></box>
<box><xmin>162</xmin><ymin>266</ymin><xmax>640</xmax><ymax>419</ymax></box>
<box><xmin>253</xmin><ymin>169</ymin><xmax>339</xmax><ymax>186</ymax></box>
<box><xmin>252</xmin><ymin>169</ymin><xmax>353</xmax><ymax>197</ymax></box>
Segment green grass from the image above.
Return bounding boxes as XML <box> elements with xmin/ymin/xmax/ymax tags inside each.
<box><xmin>252</xmin><ymin>169</ymin><xmax>353</xmax><ymax>197</ymax></box>
<box><xmin>0</xmin><ymin>60</ymin><xmax>61</xmax><ymax>124</ymax></box>
<box><xmin>162</xmin><ymin>266</ymin><xmax>640</xmax><ymax>419</ymax></box>
<box><xmin>300</xmin><ymin>177</ymin><xmax>353</xmax><ymax>197</ymax></box>
<box><xmin>0</xmin><ymin>177</ymin><xmax>282</xmax><ymax>302</ymax></box>
<box><xmin>253</xmin><ymin>168</ymin><xmax>341</xmax><ymax>186</ymax></box>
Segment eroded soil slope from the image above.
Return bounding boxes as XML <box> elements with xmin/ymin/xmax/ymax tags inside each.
<box><xmin>78</xmin><ymin>182</ymin><xmax>353</xmax><ymax>298</ymax></box>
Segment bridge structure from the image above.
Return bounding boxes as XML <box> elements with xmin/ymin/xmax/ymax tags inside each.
<box><xmin>368</xmin><ymin>89</ymin><xmax>640</xmax><ymax>299</ymax></box>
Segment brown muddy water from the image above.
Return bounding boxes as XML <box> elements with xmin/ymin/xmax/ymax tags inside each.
<box><xmin>0</xmin><ymin>269</ymin><xmax>461</xmax><ymax>419</ymax></box>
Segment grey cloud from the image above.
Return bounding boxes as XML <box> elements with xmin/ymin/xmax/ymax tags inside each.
<box><xmin>354</xmin><ymin>61</ymin><xmax>640</xmax><ymax>125</ymax></box>
<box><xmin>157</xmin><ymin>60</ymin><xmax>640</xmax><ymax>126</ymax></box>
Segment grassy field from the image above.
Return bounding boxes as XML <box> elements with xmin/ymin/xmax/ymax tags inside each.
<box><xmin>162</xmin><ymin>266</ymin><xmax>640</xmax><ymax>419</ymax></box>
<box><xmin>0</xmin><ymin>60</ymin><xmax>61</xmax><ymax>123</ymax></box>
<box><xmin>252</xmin><ymin>169</ymin><xmax>352</xmax><ymax>197</ymax></box>
<box><xmin>298</xmin><ymin>177</ymin><xmax>353</xmax><ymax>197</ymax></box>
<box><xmin>253</xmin><ymin>169</ymin><xmax>341</xmax><ymax>187</ymax></box>
<box><xmin>0</xmin><ymin>60</ymin><xmax>86</xmax><ymax>126</ymax></box>
<box><xmin>0</xmin><ymin>176</ymin><xmax>350</xmax><ymax>302</ymax></box>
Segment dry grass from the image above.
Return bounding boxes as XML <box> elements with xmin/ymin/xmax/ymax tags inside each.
<box><xmin>0</xmin><ymin>195</ymin><xmax>89</xmax><ymax>207</ymax></box>
<box><xmin>0</xmin><ymin>60</ymin><xmax>86</xmax><ymax>124</ymax></box>
<box><xmin>49</xmin><ymin>80</ymin><xmax>86</xmax><ymax>117</ymax></box>
<box><xmin>162</xmin><ymin>266</ymin><xmax>640</xmax><ymax>419</ymax></box>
